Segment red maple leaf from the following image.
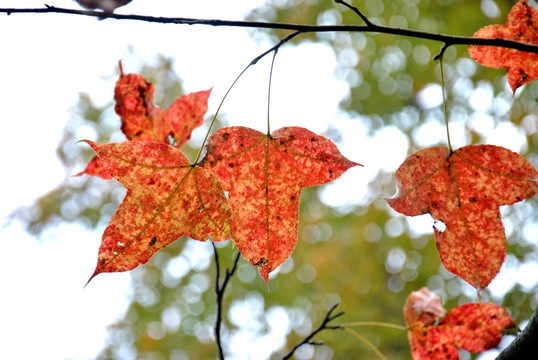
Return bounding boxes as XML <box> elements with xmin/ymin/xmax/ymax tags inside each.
<box><xmin>201</xmin><ymin>126</ymin><xmax>359</xmax><ymax>282</ymax></box>
<box><xmin>469</xmin><ymin>0</ymin><xmax>538</xmax><ymax>93</ymax></box>
<box><xmin>83</xmin><ymin>140</ymin><xmax>231</xmax><ymax>284</ymax></box>
<box><xmin>404</xmin><ymin>287</ymin><xmax>516</xmax><ymax>360</ymax></box>
<box><xmin>77</xmin><ymin>63</ymin><xmax>211</xmax><ymax>179</ymax></box>
<box><xmin>387</xmin><ymin>145</ymin><xmax>538</xmax><ymax>290</ymax></box>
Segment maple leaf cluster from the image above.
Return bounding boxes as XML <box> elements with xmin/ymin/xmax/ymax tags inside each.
<box><xmin>396</xmin><ymin>3</ymin><xmax>538</xmax><ymax>357</ymax></box>
<box><xmin>79</xmin><ymin>1</ymin><xmax>538</xmax><ymax>291</ymax></box>
<box><xmin>82</xmin><ymin>45</ymin><xmax>538</xmax><ymax>289</ymax></box>
<box><xmin>469</xmin><ymin>0</ymin><xmax>538</xmax><ymax>94</ymax></box>
<box><xmin>387</xmin><ymin>145</ymin><xmax>537</xmax><ymax>291</ymax></box>
<box><xmin>76</xmin><ymin>1</ymin><xmax>538</xmax><ymax>358</ymax></box>
<box><xmin>81</xmin><ymin>63</ymin><xmax>359</xmax><ymax>284</ymax></box>
<box><xmin>404</xmin><ymin>287</ymin><xmax>516</xmax><ymax>360</ymax></box>
<box><xmin>386</xmin><ymin>0</ymin><xmax>538</xmax><ymax>293</ymax></box>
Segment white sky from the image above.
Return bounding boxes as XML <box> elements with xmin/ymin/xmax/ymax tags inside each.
<box><xmin>0</xmin><ymin>1</ymin><xmax>536</xmax><ymax>360</ymax></box>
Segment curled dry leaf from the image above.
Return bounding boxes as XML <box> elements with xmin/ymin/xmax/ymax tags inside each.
<box><xmin>387</xmin><ymin>145</ymin><xmax>538</xmax><ymax>291</ymax></box>
<box><xmin>469</xmin><ymin>0</ymin><xmax>538</xmax><ymax>93</ymax></box>
<box><xmin>404</xmin><ymin>287</ymin><xmax>446</xmax><ymax>328</ymax></box>
<box><xmin>201</xmin><ymin>126</ymin><xmax>360</xmax><ymax>282</ymax></box>
<box><xmin>84</xmin><ymin>140</ymin><xmax>230</xmax><ymax>284</ymax></box>
<box><xmin>404</xmin><ymin>288</ymin><xmax>516</xmax><ymax>360</ymax></box>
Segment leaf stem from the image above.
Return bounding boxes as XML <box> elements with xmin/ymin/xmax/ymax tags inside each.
<box><xmin>192</xmin><ymin>62</ymin><xmax>250</xmax><ymax>165</ymax></box>
<box><xmin>193</xmin><ymin>31</ymin><xmax>302</xmax><ymax>165</ymax></box>
<box><xmin>344</xmin><ymin>321</ymin><xmax>408</xmax><ymax>331</ymax></box>
<box><xmin>266</xmin><ymin>49</ymin><xmax>278</xmax><ymax>135</ymax></box>
<box><xmin>343</xmin><ymin>327</ymin><xmax>388</xmax><ymax>360</ymax></box>
<box><xmin>438</xmin><ymin>48</ymin><xmax>453</xmax><ymax>152</ymax></box>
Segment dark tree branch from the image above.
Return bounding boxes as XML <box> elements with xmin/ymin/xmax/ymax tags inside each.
<box><xmin>251</xmin><ymin>31</ymin><xmax>302</xmax><ymax>66</ymax></box>
<box><xmin>282</xmin><ymin>303</ymin><xmax>344</xmax><ymax>360</ymax></box>
<box><xmin>212</xmin><ymin>244</ymin><xmax>241</xmax><ymax>360</ymax></box>
<box><xmin>2</xmin><ymin>6</ymin><xmax>538</xmax><ymax>54</ymax></box>
<box><xmin>497</xmin><ymin>305</ymin><xmax>538</xmax><ymax>360</ymax></box>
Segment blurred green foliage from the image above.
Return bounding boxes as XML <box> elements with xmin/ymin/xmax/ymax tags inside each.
<box><xmin>16</xmin><ymin>0</ymin><xmax>538</xmax><ymax>359</ymax></box>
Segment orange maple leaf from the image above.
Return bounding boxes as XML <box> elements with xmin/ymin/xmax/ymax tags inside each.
<box><xmin>404</xmin><ymin>287</ymin><xmax>516</xmax><ymax>360</ymax></box>
<box><xmin>469</xmin><ymin>0</ymin><xmax>538</xmax><ymax>93</ymax></box>
<box><xmin>201</xmin><ymin>126</ymin><xmax>359</xmax><ymax>282</ymax></box>
<box><xmin>83</xmin><ymin>140</ymin><xmax>230</xmax><ymax>284</ymax></box>
<box><xmin>387</xmin><ymin>145</ymin><xmax>538</xmax><ymax>291</ymax></box>
<box><xmin>77</xmin><ymin>63</ymin><xmax>211</xmax><ymax>179</ymax></box>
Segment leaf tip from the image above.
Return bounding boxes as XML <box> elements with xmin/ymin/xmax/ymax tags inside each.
<box><xmin>84</xmin><ymin>270</ymin><xmax>99</xmax><ymax>288</ymax></box>
<box><xmin>260</xmin><ymin>266</ymin><xmax>270</xmax><ymax>284</ymax></box>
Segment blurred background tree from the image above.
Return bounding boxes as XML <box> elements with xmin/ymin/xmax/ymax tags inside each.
<box><xmin>12</xmin><ymin>0</ymin><xmax>537</xmax><ymax>359</ymax></box>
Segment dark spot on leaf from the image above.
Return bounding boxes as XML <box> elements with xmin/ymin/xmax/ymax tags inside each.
<box><xmin>222</xmin><ymin>132</ymin><xmax>230</xmax><ymax>141</ymax></box>
<box><xmin>328</xmin><ymin>169</ymin><xmax>333</xmax><ymax>174</ymax></box>
<box><xmin>470</xmin><ymin>197</ymin><xmax>477</xmax><ymax>203</ymax></box>
<box><xmin>149</xmin><ymin>236</ymin><xmax>157</xmax><ymax>247</ymax></box>
<box><xmin>290</xmin><ymin>195</ymin><xmax>296</xmax><ymax>201</ymax></box>
<box><xmin>255</xmin><ymin>257</ymin><xmax>269</xmax><ymax>268</ymax></box>
<box><xmin>310</xmin><ymin>137</ymin><xmax>317</xmax><ymax>142</ymax></box>
<box><xmin>228</xmin><ymin>163</ymin><xmax>234</xmax><ymax>167</ymax></box>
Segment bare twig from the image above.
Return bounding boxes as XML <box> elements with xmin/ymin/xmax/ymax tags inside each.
<box><xmin>2</xmin><ymin>6</ymin><xmax>538</xmax><ymax>54</ymax></box>
<box><xmin>213</xmin><ymin>243</ymin><xmax>241</xmax><ymax>360</ymax></box>
<box><xmin>334</xmin><ymin>0</ymin><xmax>374</xmax><ymax>27</ymax></box>
<box><xmin>282</xmin><ymin>303</ymin><xmax>344</xmax><ymax>360</ymax></box>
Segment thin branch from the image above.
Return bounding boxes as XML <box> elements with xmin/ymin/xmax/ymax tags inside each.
<box><xmin>2</xmin><ymin>6</ymin><xmax>538</xmax><ymax>53</ymax></box>
<box><xmin>282</xmin><ymin>303</ymin><xmax>344</xmax><ymax>360</ymax></box>
<box><xmin>334</xmin><ymin>0</ymin><xmax>374</xmax><ymax>27</ymax></box>
<box><xmin>212</xmin><ymin>243</ymin><xmax>241</xmax><ymax>360</ymax></box>
<box><xmin>433</xmin><ymin>42</ymin><xmax>452</xmax><ymax>61</ymax></box>
<box><xmin>251</xmin><ymin>31</ymin><xmax>302</xmax><ymax>66</ymax></box>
